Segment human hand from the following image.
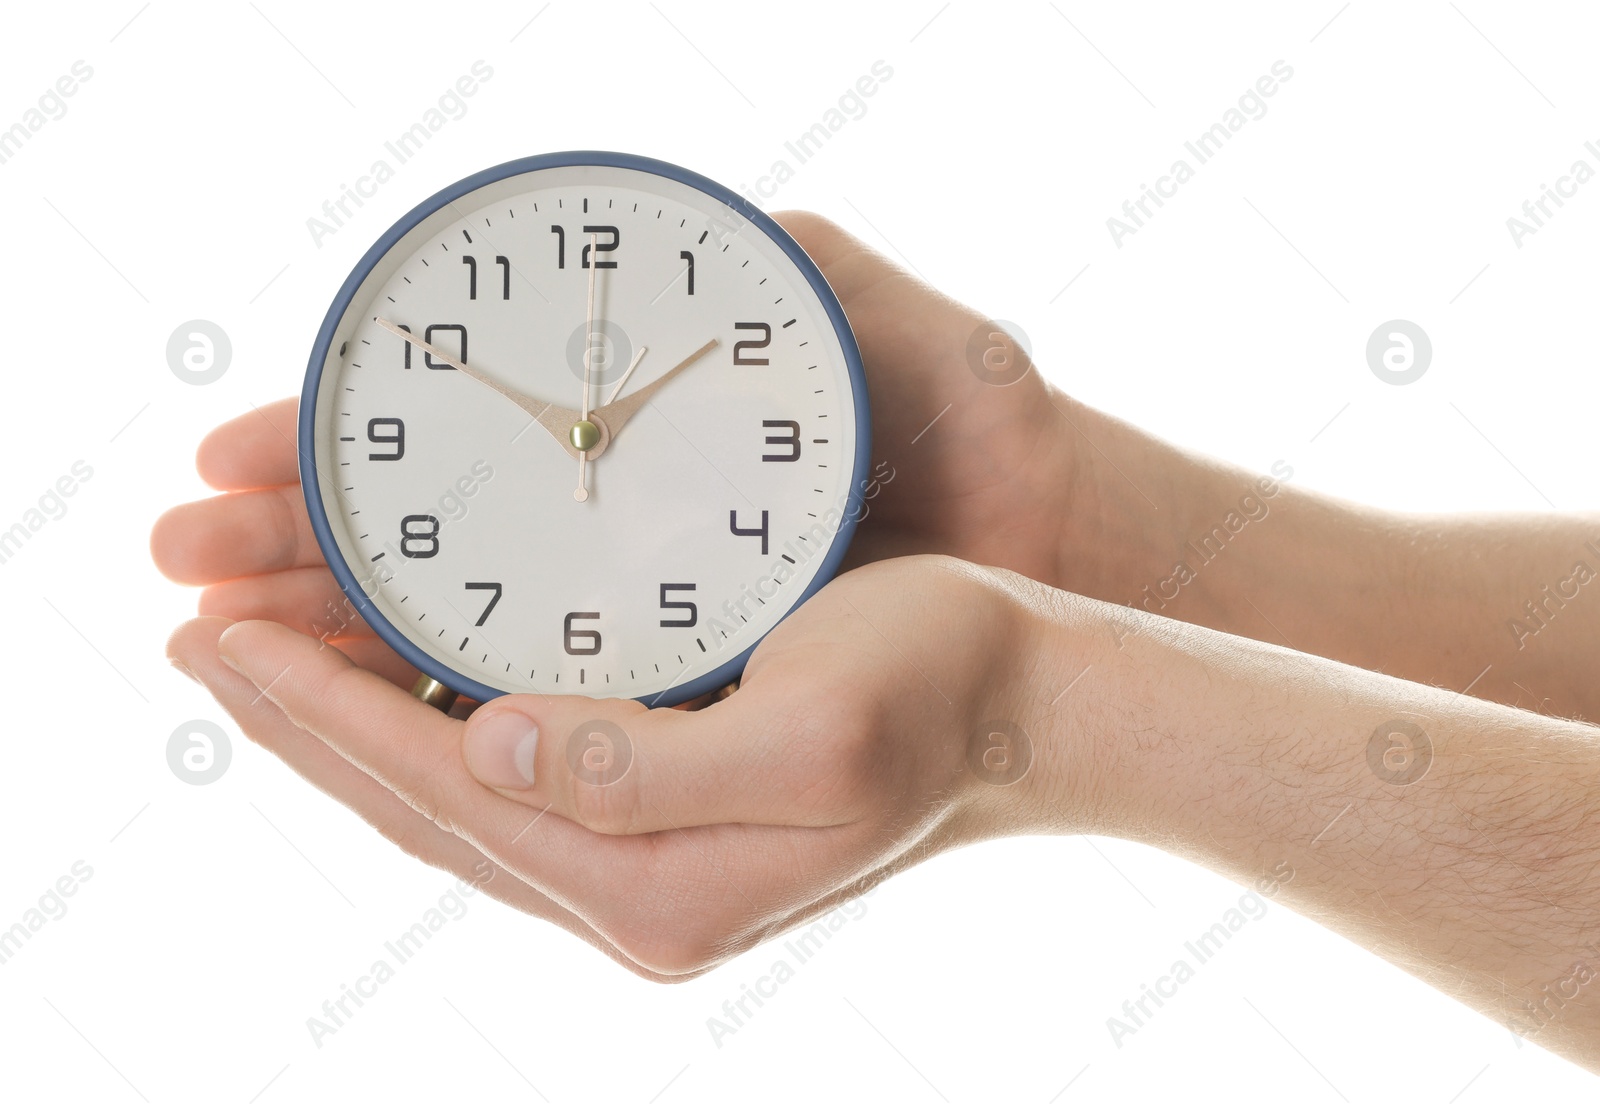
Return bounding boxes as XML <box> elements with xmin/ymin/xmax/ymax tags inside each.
<box><xmin>762</xmin><ymin>212</ymin><xmax>1084</xmax><ymax>588</ymax></box>
<box><xmin>166</xmin><ymin>555</ymin><xmax>1065</xmax><ymax>976</ymax></box>
<box><xmin>782</xmin><ymin>209</ymin><xmax>1600</xmax><ymax>722</ymax></box>
<box><xmin>166</xmin><ymin>527</ymin><xmax>1600</xmax><ymax>1075</ymax></box>
<box><xmin>150</xmin><ymin>397</ymin><xmax>421</xmax><ymax>691</ymax></box>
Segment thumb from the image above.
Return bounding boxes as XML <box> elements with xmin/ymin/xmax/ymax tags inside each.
<box><xmin>461</xmin><ymin>689</ymin><xmax>851</xmax><ymax>834</ymax></box>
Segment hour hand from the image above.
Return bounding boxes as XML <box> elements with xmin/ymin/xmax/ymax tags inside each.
<box><xmin>373</xmin><ymin>317</ymin><xmax>586</xmax><ymax>455</ymax></box>
<box><xmin>590</xmin><ymin>337</ymin><xmax>719</xmax><ymax>441</ymax></box>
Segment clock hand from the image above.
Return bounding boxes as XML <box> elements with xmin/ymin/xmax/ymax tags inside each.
<box><xmin>575</xmin><ymin>232</ymin><xmax>599</xmax><ymax>502</ymax></box>
<box><xmin>369</xmin><ymin>324</ymin><xmax>712</xmax><ymax>467</ymax></box>
<box><xmin>605</xmin><ymin>344</ymin><xmax>649</xmax><ymax>405</ymax></box>
<box><xmin>588</xmin><ymin>337</ymin><xmax>719</xmax><ymax>441</ymax></box>
<box><xmin>581</xmin><ymin>234</ymin><xmax>598</xmax><ymax>422</ymax></box>
<box><xmin>373</xmin><ymin>317</ymin><xmax>587</xmax><ymax>455</ymax></box>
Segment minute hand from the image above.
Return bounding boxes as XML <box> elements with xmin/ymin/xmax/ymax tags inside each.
<box><xmin>373</xmin><ymin>316</ymin><xmax>584</xmax><ymax>454</ymax></box>
<box><xmin>590</xmin><ymin>338</ymin><xmax>719</xmax><ymax>441</ymax></box>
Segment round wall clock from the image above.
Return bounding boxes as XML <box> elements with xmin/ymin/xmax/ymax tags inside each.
<box><xmin>299</xmin><ymin>151</ymin><xmax>871</xmax><ymax>708</ymax></box>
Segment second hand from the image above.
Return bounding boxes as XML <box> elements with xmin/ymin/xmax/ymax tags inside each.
<box><xmin>606</xmin><ymin>345</ymin><xmax>649</xmax><ymax>405</ymax></box>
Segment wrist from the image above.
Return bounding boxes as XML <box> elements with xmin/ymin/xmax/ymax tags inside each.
<box><xmin>1050</xmin><ymin>392</ymin><xmax>1413</xmax><ymax>672</ymax></box>
<box><xmin>1047</xmin><ymin>392</ymin><xmax>1251</xmax><ymax>609</ymax></box>
<box><xmin>966</xmin><ymin>566</ymin><xmax>1137</xmax><ymax>837</ymax></box>
<box><xmin>992</xmin><ymin>574</ymin><xmax>1280</xmax><ymax>842</ymax></box>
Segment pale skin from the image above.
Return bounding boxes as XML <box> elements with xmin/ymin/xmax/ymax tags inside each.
<box><xmin>151</xmin><ymin>211</ymin><xmax>1600</xmax><ymax>1072</ymax></box>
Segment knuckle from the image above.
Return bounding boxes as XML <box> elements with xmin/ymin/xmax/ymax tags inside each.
<box><xmin>383</xmin><ymin>822</ymin><xmax>433</xmax><ymax>864</ymax></box>
<box><xmin>391</xmin><ymin>773</ymin><xmax>451</xmax><ymax>832</ymax></box>
<box><xmin>262</xmin><ymin>486</ymin><xmax>304</xmax><ymax>568</ymax></box>
<box><xmin>392</xmin><ymin>781</ymin><xmax>437</xmax><ymax>822</ymax></box>
<box><xmin>566</xmin><ymin>773</ymin><xmax>641</xmax><ymax>835</ymax></box>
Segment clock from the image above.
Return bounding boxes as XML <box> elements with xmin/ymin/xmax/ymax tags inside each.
<box><xmin>299</xmin><ymin>151</ymin><xmax>870</xmax><ymax>708</ymax></box>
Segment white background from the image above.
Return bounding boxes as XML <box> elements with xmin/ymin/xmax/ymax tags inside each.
<box><xmin>2</xmin><ymin>1</ymin><xmax>1596</xmax><ymax>1102</ymax></box>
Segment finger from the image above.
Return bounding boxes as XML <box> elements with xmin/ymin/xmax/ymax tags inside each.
<box><xmin>167</xmin><ymin>618</ymin><xmax>548</xmax><ymax>921</ymax></box>
<box><xmin>215</xmin><ymin>621</ymin><xmax>837</xmax><ymax>962</ymax></box>
<box><xmin>326</xmin><ymin>635</ymin><xmax>421</xmax><ymax>692</ymax></box>
<box><xmin>151</xmin><ymin>486</ymin><xmax>321</xmax><ymax>585</ymax></box>
<box><xmin>770</xmin><ymin>209</ymin><xmax>1041</xmax><ymax>400</ymax></box>
<box><xmin>174</xmin><ymin>619</ymin><xmax>706</xmax><ymax>982</ymax></box>
<box><xmin>213</xmin><ymin>619</ymin><xmax>519</xmax><ymax>833</ymax></box>
<box><xmin>213</xmin><ymin>619</ymin><xmax>886</xmax><ymax>976</ymax></box>
<box><xmin>769</xmin><ymin>209</ymin><xmax>941</xmax><ymax>309</ymax></box>
<box><xmin>212</xmin><ymin>620</ymin><xmax>629</xmax><ymax>886</ymax></box>
<box><xmin>459</xmin><ymin>679</ymin><xmax>864</xmax><ymax>834</ymax></box>
<box><xmin>200</xmin><ymin>566</ymin><xmax>375</xmax><ymax>641</ymax></box>
<box><xmin>196</xmin><ymin>398</ymin><xmax>301</xmax><ymax>491</ymax></box>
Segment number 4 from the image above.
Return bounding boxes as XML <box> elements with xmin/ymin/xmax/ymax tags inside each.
<box><xmin>729</xmin><ymin>509</ymin><xmax>769</xmax><ymax>555</ymax></box>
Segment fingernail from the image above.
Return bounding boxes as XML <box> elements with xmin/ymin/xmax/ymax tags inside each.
<box><xmin>466</xmin><ymin>710</ymin><xmax>539</xmax><ymax>789</ymax></box>
<box><xmin>170</xmin><ymin>658</ymin><xmax>200</xmax><ymax>684</ymax></box>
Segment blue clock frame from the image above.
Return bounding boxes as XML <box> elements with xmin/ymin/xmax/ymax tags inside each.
<box><xmin>299</xmin><ymin>150</ymin><xmax>872</xmax><ymax>706</ymax></box>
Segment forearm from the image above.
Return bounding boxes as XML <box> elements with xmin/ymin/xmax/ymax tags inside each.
<box><xmin>1057</xmin><ymin>393</ymin><xmax>1600</xmax><ymax>719</ymax></box>
<box><xmin>1014</xmin><ymin>590</ymin><xmax>1600</xmax><ymax>1071</ymax></box>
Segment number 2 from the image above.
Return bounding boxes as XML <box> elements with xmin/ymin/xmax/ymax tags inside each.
<box><xmin>734</xmin><ymin>322</ymin><xmax>771</xmax><ymax>365</ymax></box>
<box><xmin>581</xmin><ymin>225</ymin><xmax>619</xmax><ymax>269</ymax></box>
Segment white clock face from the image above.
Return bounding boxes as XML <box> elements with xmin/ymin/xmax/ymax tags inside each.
<box><xmin>304</xmin><ymin>158</ymin><xmax>865</xmax><ymax>704</ymax></box>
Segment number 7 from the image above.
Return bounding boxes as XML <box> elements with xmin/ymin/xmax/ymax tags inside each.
<box><xmin>465</xmin><ymin>582</ymin><xmax>502</xmax><ymax>626</ymax></box>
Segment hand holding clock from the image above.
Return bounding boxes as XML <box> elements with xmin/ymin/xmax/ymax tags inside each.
<box><xmin>154</xmin><ymin>212</ymin><xmax>1600</xmax><ymax>1071</ymax></box>
<box><xmin>162</xmin><ymin>525</ymin><xmax>1600</xmax><ymax>1073</ymax></box>
<box><xmin>167</xmin><ymin>555</ymin><xmax>1039</xmax><ymax>977</ymax></box>
<box><xmin>152</xmin><ymin>211</ymin><xmax>1146</xmax><ymax>973</ymax></box>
